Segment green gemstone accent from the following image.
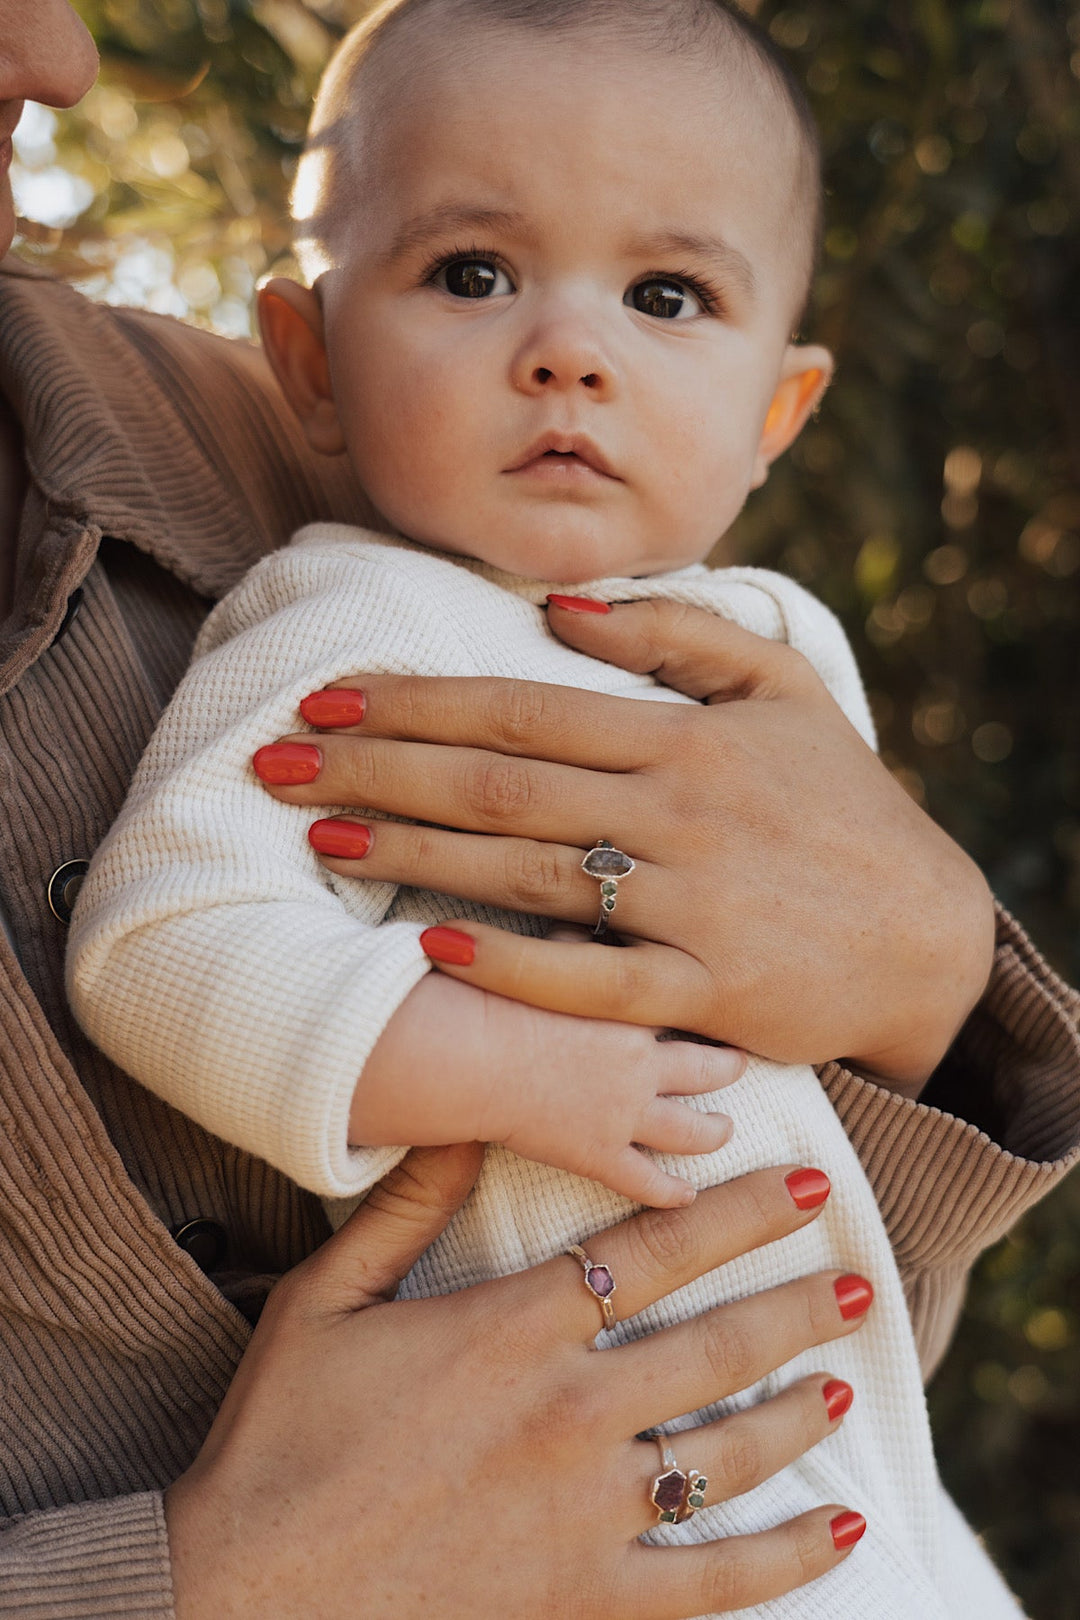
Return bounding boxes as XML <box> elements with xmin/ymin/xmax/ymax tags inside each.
<box><xmin>687</xmin><ymin>1493</ymin><xmax>705</xmax><ymax>1509</ymax></box>
<box><xmin>600</xmin><ymin>880</ymin><xmax>618</xmax><ymax>896</ymax></box>
<box><xmin>659</xmin><ymin>1510</ymin><xmax>677</xmax><ymax>1523</ymax></box>
<box><xmin>602</xmin><ymin>896</ymin><xmax>616</xmax><ymax>910</ymax></box>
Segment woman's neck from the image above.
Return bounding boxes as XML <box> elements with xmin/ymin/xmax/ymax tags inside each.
<box><xmin>0</xmin><ymin>387</ymin><xmax>26</xmax><ymax>623</ymax></box>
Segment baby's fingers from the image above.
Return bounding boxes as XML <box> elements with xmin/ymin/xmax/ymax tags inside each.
<box><xmin>602</xmin><ymin>1147</ymin><xmax>701</xmax><ymax>1210</ymax></box>
<box><xmin>637</xmin><ymin>1097</ymin><xmax>733</xmax><ymax>1158</ymax></box>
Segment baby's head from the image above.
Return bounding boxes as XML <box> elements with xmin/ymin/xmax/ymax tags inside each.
<box><xmin>260</xmin><ymin>0</ymin><xmax>832</xmax><ymax>583</ymax></box>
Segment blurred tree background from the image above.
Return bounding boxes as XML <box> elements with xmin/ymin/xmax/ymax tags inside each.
<box><xmin>10</xmin><ymin>0</ymin><xmax>1079</xmax><ymax>1612</ymax></box>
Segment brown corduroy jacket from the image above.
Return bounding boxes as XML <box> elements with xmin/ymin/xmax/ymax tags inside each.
<box><xmin>0</xmin><ymin>256</ymin><xmax>1078</xmax><ymax>1616</ymax></box>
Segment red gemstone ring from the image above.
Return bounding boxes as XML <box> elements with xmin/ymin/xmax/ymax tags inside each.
<box><xmin>566</xmin><ymin>1243</ymin><xmax>617</xmax><ymax>1328</ymax></box>
<box><xmin>581</xmin><ymin>839</ymin><xmax>636</xmax><ymax>939</ymax></box>
<box><xmin>645</xmin><ymin>1434</ymin><xmax>708</xmax><ymax>1526</ymax></box>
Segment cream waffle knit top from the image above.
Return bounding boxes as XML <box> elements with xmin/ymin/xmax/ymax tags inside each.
<box><xmin>66</xmin><ymin>525</ymin><xmax>1025</xmax><ymax>1620</ymax></box>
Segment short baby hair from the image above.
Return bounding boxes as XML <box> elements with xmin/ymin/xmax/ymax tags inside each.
<box><xmin>294</xmin><ymin>0</ymin><xmax>823</xmax><ymax>321</ymax></box>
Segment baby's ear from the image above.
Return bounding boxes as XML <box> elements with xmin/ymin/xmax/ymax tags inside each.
<box><xmin>257</xmin><ymin>278</ymin><xmax>346</xmax><ymax>456</ymax></box>
<box><xmin>749</xmin><ymin>344</ymin><xmax>833</xmax><ymax>488</ymax></box>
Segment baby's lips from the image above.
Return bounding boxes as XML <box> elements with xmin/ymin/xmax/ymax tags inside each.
<box><xmin>253</xmin><ymin>742</ymin><xmax>322</xmax><ymax>785</ymax></box>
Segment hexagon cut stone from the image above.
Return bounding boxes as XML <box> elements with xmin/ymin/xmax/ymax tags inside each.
<box><xmin>585</xmin><ymin>1264</ymin><xmax>615</xmax><ymax>1299</ymax></box>
<box><xmin>651</xmin><ymin>1468</ymin><xmax>687</xmax><ymax>1516</ymax></box>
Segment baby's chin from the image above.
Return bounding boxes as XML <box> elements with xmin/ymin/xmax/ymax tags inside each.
<box><xmin>406</xmin><ymin>518</ymin><xmax>706</xmax><ymax>586</ymax></box>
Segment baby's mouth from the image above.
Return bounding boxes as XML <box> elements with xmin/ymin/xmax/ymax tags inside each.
<box><xmin>506</xmin><ymin>433</ymin><xmax>619</xmax><ymax>480</ymax></box>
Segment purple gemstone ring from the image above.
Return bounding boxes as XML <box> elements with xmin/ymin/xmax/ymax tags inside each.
<box><xmin>566</xmin><ymin>1243</ymin><xmax>617</xmax><ymax>1328</ymax></box>
<box><xmin>581</xmin><ymin>839</ymin><xmax>636</xmax><ymax>939</ymax></box>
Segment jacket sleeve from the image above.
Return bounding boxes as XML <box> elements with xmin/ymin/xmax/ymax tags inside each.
<box><xmin>0</xmin><ymin>1493</ymin><xmax>173</xmax><ymax>1618</ymax></box>
<box><xmin>820</xmin><ymin>902</ymin><xmax>1080</xmax><ymax>1379</ymax></box>
<box><xmin>66</xmin><ymin>531</ymin><xmax>475</xmax><ymax>1202</ymax></box>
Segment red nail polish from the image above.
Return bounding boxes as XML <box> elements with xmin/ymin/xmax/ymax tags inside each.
<box><xmin>300</xmin><ymin>689</ymin><xmax>367</xmax><ymax>727</ymax></box>
<box><xmin>785</xmin><ymin>1168</ymin><xmax>831</xmax><ymax>1210</ymax></box>
<box><xmin>830</xmin><ymin>1510</ymin><xmax>866</xmax><ymax>1550</ymax></box>
<box><xmin>252</xmin><ymin>743</ymin><xmax>322</xmax><ymax>785</ymax></box>
<box><xmin>823</xmin><ymin>1379</ymin><xmax>854</xmax><ymax>1421</ymax></box>
<box><xmin>420</xmin><ymin>926</ymin><xmax>476</xmax><ymax>966</ymax></box>
<box><xmin>834</xmin><ymin>1275</ymin><xmax>874</xmax><ymax>1320</ymax></box>
<box><xmin>545</xmin><ymin>594</ymin><xmax>612</xmax><ymax>614</ymax></box>
<box><xmin>308</xmin><ymin>819</ymin><xmax>372</xmax><ymax>859</ymax></box>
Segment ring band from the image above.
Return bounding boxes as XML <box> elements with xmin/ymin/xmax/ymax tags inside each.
<box><xmin>566</xmin><ymin>1244</ymin><xmax>617</xmax><ymax>1327</ymax></box>
<box><xmin>581</xmin><ymin>839</ymin><xmax>636</xmax><ymax>939</ymax></box>
<box><xmin>647</xmin><ymin>1434</ymin><xmax>708</xmax><ymax>1525</ymax></box>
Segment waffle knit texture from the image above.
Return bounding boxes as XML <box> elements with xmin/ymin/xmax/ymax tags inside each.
<box><xmin>69</xmin><ymin>524</ymin><xmax>1027</xmax><ymax>1619</ymax></box>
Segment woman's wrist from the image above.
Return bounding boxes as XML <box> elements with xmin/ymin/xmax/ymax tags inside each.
<box><xmin>843</xmin><ymin>857</ymin><xmax>996</xmax><ymax>1096</ymax></box>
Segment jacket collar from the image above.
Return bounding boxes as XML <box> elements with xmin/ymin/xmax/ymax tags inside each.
<box><xmin>0</xmin><ymin>256</ymin><xmax>365</xmax><ymax>689</ymax></box>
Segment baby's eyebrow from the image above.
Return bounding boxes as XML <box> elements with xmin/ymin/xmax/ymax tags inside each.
<box><xmin>627</xmin><ymin>229</ymin><xmax>756</xmax><ymax>302</ymax></box>
<box><xmin>384</xmin><ymin>203</ymin><xmax>527</xmax><ymax>262</ymax></box>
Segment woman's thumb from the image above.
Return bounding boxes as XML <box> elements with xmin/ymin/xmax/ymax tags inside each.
<box><xmin>315</xmin><ymin>1142</ymin><xmax>485</xmax><ymax>1310</ymax></box>
<box><xmin>546</xmin><ymin>596</ymin><xmax>783</xmax><ymax>702</ymax></box>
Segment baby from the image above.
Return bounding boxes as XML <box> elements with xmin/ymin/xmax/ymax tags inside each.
<box><xmin>68</xmin><ymin>2</ymin><xmax>1025</xmax><ymax>1616</ymax></box>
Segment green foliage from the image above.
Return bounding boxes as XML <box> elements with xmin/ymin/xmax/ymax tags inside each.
<box><xmin>12</xmin><ymin>3</ymin><xmax>1079</xmax><ymax>1612</ymax></box>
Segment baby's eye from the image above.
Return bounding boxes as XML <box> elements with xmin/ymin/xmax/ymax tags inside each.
<box><xmin>434</xmin><ymin>258</ymin><xmax>514</xmax><ymax>299</ymax></box>
<box><xmin>626</xmin><ymin>278</ymin><xmax>705</xmax><ymax>320</ymax></box>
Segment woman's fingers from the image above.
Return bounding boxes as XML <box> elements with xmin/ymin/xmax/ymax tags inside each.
<box><xmin>535</xmin><ymin>1166</ymin><xmax>834</xmax><ymax>1340</ymax></box>
<box><xmin>420</xmin><ymin>920</ymin><xmax>713</xmax><ymax>1030</ymax></box>
<box><xmin>308</xmin><ymin>672</ymin><xmax>681</xmax><ymax>769</ymax></box>
<box><xmin>257</xmin><ymin>731</ymin><xmax>649</xmax><ymax>846</ymax></box>
<box><xmin>620</xmin><ymin>1507</ymin><xmax>861</xmax><ymax>1620</ymax></box>
<box><xmin>612</xmin><ymin>1270</ymin><xmax>872</xmax><ymax>1434</ymax></box>
<box><xmin>311</xmin><ymin>820</ymin><xmax>623</xmax><ymax>927</ymax></box>
<box><xmin>634</xmin><ymin>1374</ymin><xmax>854</xmax><ymax>1523</ymax></box>
<box><xmin>547</xmin><ymin>596</ymin><xmax>818</xmax><ymax>705</ymax></box>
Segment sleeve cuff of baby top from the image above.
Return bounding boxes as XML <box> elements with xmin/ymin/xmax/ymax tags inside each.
<box><xmin>0</xmin><ymin>1491</ymin><xmax>174</xmax><ymax>1617</ymax></box>
<box><xmin>819</xmin><ymin>900</ymin><xmax>1080</xmax><ymax>1281</ymax></box>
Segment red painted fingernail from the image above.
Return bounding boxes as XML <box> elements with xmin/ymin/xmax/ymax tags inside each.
<box><xmin>252</xmin><ymin>742</ymin><xmax>322</xmax><ymax>784</ymax></box>
<box><xmin>308</xmin><ymin>819</ymin><xmax>372</xmax><ymax>859</ymax></box>
<box><xmin>830</xmin><ymin>1510</ymin><xmax>866</xmax><ymax>1550</ymax></box>
<box><xmin>300</xmin><ymin>689</ymin><xmax>367</xmax><ymax>727</ymax></box>
<box><xmin>834</xmin><ymin>1275</ymin><xmax>874</xmax><ymax>1320</ymax></box>
<box><xmin>545</xmin><ymin>594</ymin><xmax>612</xmax><ymax>614</ymax></box>
<box><xmin>823</xmin><ymin>1379</ymin><xmax>854</xmax><ymax>1421</ymax></box>
<box><xmin>785</xmin><ymin>1168</ymin><xmax>831</xmax><ymax>1210</ymax></box>
<box><xmin>420</xmin><ymin>926</ymin><xmax>476</xmax><ymax>966</ymax></box>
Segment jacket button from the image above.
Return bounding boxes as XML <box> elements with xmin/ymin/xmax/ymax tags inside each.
<box><xmin>172</xmin><ymin>1218</ymin><xmax>228</xmax><ymax>1273</ymax></box>
<box><xmin>51</xmin><ymin>587</ymin><xmax>84</xmax><ymax>646</ymax></box>
<box><xmin>47</xmin><ymin>859</ymin><xmax>90</xmax><ymax>924</ymax></box>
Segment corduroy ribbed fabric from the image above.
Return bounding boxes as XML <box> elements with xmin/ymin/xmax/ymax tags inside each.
<box><xmin>0</xmin><ymin>257</ymin><xmax>1077</xmax><ymax>1613</ymax></box>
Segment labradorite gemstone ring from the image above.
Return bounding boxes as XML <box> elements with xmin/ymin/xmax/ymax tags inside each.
<box><xmin>581</xmin><ymin>839</ymin><xmax>636</xmax><ymax>939</ymax></box>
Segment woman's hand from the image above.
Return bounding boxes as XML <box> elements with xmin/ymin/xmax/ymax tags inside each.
<box><xmin>255</xmin><ymin>599</ymin><xmax>995</xmax><ymax>1093</ymax></box>
<box><xmin>166</xmin><ymin>1143</ymin><xmax>869</xmax><ymax>1619</ymax></box>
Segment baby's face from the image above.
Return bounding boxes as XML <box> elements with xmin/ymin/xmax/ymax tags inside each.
<box><xmin>307</xmin><ymin>29</ymin><xmax>825</xmax><ymax>582</ymax></box>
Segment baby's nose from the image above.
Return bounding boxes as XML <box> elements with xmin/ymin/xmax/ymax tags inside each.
<box><xmin>511</xmin><ymin>311</ymin><xmax>616</xmax><ymax>398</ymax></box>
<box><xmin>534</xmin><ymin>366</ymin><xmax>601</xmax><ymax>389</ymax></box>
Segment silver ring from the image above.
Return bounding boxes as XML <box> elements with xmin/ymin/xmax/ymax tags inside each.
<box><xmin>566</xmin><ymin>1244</ymin><xmax>617</xmax><ymax>1327</ymax></box>
<box><xmin>646</xmin><ymin>1434</ymin><xmax>708</xmax><ymax>1525</ymax></box>
<box><xmin>581</xmin><ymin>839</ymin><xmax>636</xmax><ymax>938</ymax></box>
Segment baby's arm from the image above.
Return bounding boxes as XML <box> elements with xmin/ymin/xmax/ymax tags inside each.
<box><xmin>67</xmin><ymin>530</ymin><xmax>733</xmax><ymax>1206</ymax></box>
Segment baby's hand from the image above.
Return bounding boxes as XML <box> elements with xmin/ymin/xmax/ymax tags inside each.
<box><xmin>355</xmin><ymin>973</ymin><xmax>743</xmax><ymax>1207</ymax></box>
